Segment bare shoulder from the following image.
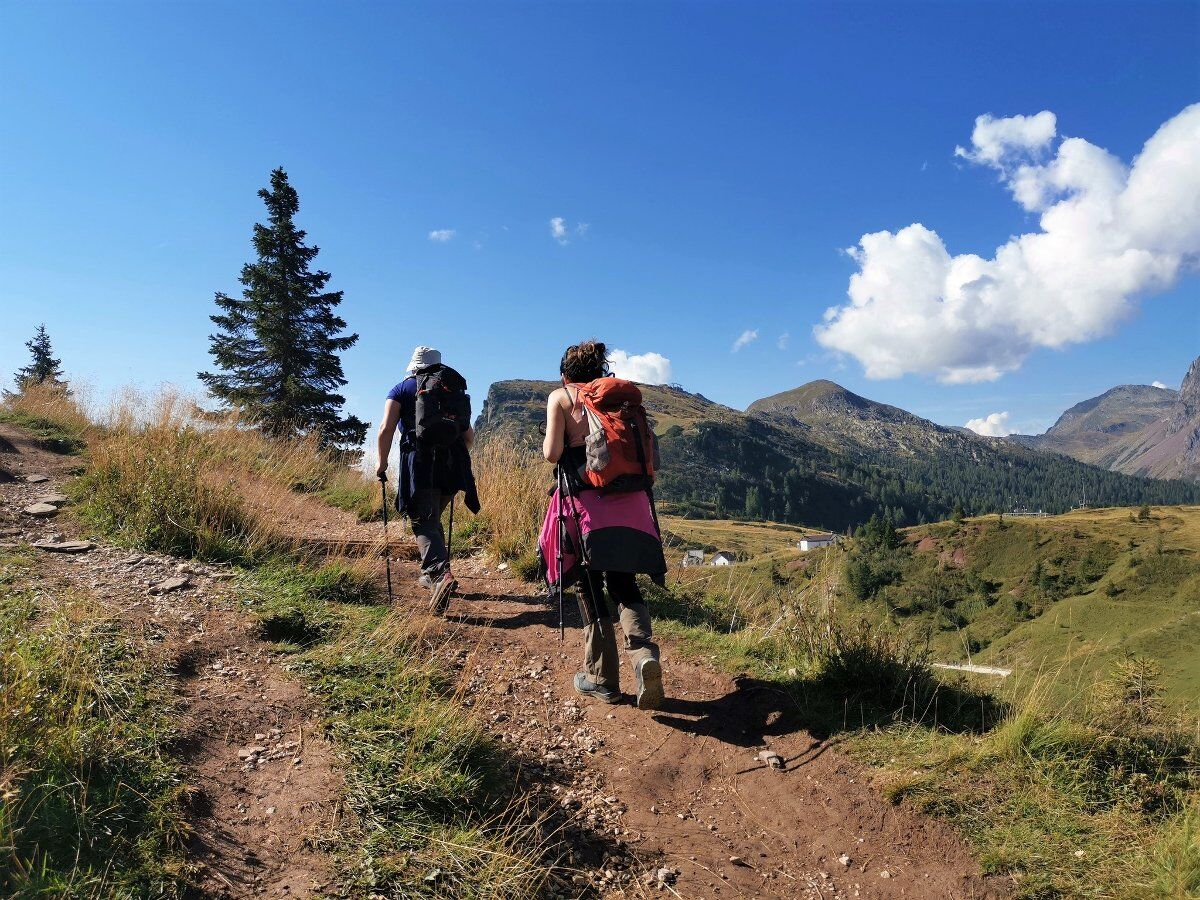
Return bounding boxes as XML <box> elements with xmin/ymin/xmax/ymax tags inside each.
<box><xmin>547</xmin><ymin>386</ymin><xmax>569</xmax><ymax>407</ymax></box>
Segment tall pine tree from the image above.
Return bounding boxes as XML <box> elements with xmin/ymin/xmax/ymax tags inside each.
<box><xmin>13</xmin><ymin>324</ymin><xmax>67</xmax><ymax>392</ymax></box>
<box><xmin>199</xmin><ymin>168</ymin><xmax>367</xmax><ymax>448</ymax></box>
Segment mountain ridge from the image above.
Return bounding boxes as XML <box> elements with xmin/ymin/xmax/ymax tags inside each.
<box><xmin>1009</xmin><ymin>356</ymin><xmax>1199</xmax><ymax>481</ymax></box>
<box><xmin>476</xmin><ymin>375</ymin><xmax>1200</xmax><ymax>531</ymax></box>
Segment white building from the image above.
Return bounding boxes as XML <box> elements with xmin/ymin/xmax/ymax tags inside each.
<box><xmin>798</xmin><ymin>533</ymin><xmax>837</xmax><ymax>552</ymax></box>
<box><xmin>681</xmin><ymin>549</ymin><xmax>706</xmax><ymax>567</ymax></box>
<box><xmin>711</xmin><ymin>551</ymin><xmax>737</xmax><ymax>566</ymax></box>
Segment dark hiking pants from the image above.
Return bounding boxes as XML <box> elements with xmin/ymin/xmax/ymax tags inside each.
<box><xmin>410</xmin><ymin>488</ymin><xmax>453</xmax><ymax>579</ymax></box>
<box><xmin>579</xmin><ymin>571</ymin><xmax>659</xmax><ymax>689</ymax></box>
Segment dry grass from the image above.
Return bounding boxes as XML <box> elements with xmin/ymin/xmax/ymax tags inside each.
<box><xmin>8</xmin><ymin>387</ymin><xmax>374</xmax><ymax>561</ymax></box>
<box><xmin>0</xmin><ymin>383</ymin><xmax>93</xmax><ymax>454</ymax></box>
<box><xmin>465</xmin><ymin>437</ymin><xmax>551</xmax><ymax>573</ymax></box>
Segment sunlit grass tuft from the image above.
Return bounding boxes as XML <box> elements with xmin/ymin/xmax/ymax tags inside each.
<box><xmin>0</xmin><ymin>550</ymin><xmax>188</xmax><ymax>897</ymax></box>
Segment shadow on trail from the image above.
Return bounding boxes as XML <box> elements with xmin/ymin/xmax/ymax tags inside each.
<box><xmin>650</xmin><ymin>662</ymin><xmax>1008</xmax><ymax>756</ymax></box>
<box><xmin>651</xmin><ymin>677</ymin><xmax>803</xmax><ymax>749</ymax></box>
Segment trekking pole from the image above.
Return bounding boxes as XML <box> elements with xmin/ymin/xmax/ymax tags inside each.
<box><xmin>556</xmin><ymin>467</ymin><xmax>566</xmax><ymax>642</ymax></box>
<box><xmin>446</xmin><ymin>494</ymin><xmax>456</xmax><ymax>571</ymax></box>
<box><xmin>378</xmin><ymin>474</ymin><xmax>394</xmax><ymax>603</ymax></box>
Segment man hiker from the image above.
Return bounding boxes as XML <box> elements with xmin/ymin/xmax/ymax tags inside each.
<box><xmin>377</xmin><ymin>346</ymin><xmax>479</xmax><ymax>614</ymax></box>
<box><xmin>540</xmin><ymin>339</ymin><xmax>668</xmax><ymax>710</ymax></box>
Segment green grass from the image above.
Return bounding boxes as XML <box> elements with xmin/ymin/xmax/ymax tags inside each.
<box><xmin>0</xmin><ymin>549</ymin><xmax>189</xmax><ymax>897</ymax></box>
<box><xmin>681</xmin><ymin>506</ymin><xmax>1200</xmax><ymax>710</ymax></box>
<box><xmin>661</xmin><ymin>515</ymin><xmax>824</xmax><ymax>560</ymax></box>
<box><xmin>233</xmin><ymin>562</ymin><xmax>550</xmax><ymax>898</ymax></box>
<box><xmin>644</xmin><ymin>506</ymin><xmax>1200</xmax><ymax>899</ymax></box>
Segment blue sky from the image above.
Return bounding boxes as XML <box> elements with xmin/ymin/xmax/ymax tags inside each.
<box><xmin>3</xmin><ymin>1</ymin><xmax>1197</xmax><ymax>437</ymax></box>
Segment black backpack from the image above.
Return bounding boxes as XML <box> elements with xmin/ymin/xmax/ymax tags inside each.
<box><xmin>413</xmin><ymin>365</ymin><xmax>471</xmax><ymax>448</ymax></box>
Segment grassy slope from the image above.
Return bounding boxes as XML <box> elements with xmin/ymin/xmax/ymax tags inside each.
<box><xmin>638</xmin><ymin>508</ymin><xmax>1200</xmax><ymax>898</ymax></box>
<box><xmin>681</xmin><ymin>505</ymin><xmax>1200</xmax><ymax>709</ymax></box>
<box><xmin>661</xmin><ymin>515</ymin><xmax>825</xmax><ymax>559</ymax></box>
<box><xmin>973</xmin><ymin>506</ymin><xmax>1200</xmax><ymax>709</ymax></box>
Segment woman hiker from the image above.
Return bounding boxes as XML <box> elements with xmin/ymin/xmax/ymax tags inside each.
<box><xmin>377</xmin><ymin>345</ymin><xmax>479</xmax><ymax>614</ymax></box>
<box><xmin>541</xmin><ymin>340</ymin><xmax>667</xmax><ymax>710</ymax></box>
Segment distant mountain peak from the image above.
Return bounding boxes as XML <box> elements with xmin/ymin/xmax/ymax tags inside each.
<box><xmin>1012</xmin><ymin>356</ymin><xmax>1199</xmax><ymax>482</ymax></box>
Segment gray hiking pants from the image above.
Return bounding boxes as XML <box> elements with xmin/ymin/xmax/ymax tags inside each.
<box><xmin>580</xmin><ymin>571</ymin><xmax>659</xmax><ymax>688</ymax></box>
<box><xmin>410</xmin><ymin>489</ymin><xmax>453</xmax><ymax>579</ymax></box>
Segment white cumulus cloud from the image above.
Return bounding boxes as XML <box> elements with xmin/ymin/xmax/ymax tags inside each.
<box><xmin>816</xmin><ymin>104</ymin><xmax>1200</xmax><ymax>383</ymax></box>
<box><xmin>965</xmin><ymin>411</ymin><xmax>1015</xmax><ymax>437</ymax></box>
<box><xmin>1152</xmin><ymin>380</ymin><xmax>1169</xmax><ymax>389</ymax></box>
<box><xmin>731</xmin><ymin>329</ymin><xmax>759</xmax><ymax>353</ymax></box>
<box><xmin>954</xmin><ymin>111</ymin><xmax>1057</xmax><ymax>167</ymax></box>
<box><xmin>608</xmin><ymin>350</ymin><xmax>672</xmax><ymax>385</ymax></box>
<box><xmin>428</xmin><ymin>229</ymin><xmax>456</xmax><ymax>242</ymax></box>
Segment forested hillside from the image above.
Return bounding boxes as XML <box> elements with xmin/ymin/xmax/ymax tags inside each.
<box><xmin>477</xmin><ymin>378</ymin><xmax>1200</xmax><ymax>532</ymax></box>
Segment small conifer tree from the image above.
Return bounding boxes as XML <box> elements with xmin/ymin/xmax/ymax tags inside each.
<box><xmin>199</xmin><ymin>168</ymin><xmax>367</xmax><ymax>449</ymax></box>
<box><xmin>13</xmin><ymin>324</ymin><xmax>67</xmax><ymax>393</ymax></box>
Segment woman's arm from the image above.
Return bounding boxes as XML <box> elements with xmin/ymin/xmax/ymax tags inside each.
<box><xmin>543</xmin><ymin>389</ymin><xmax>566</xmax><ymax>463</ymax></box>
<box><xmin>376</xmin><ymin>398</ymin><xmax>401</xmax><ymax>478</ymax></box>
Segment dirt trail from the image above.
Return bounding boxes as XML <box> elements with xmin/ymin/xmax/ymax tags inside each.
<box><xmin>0</xmin><ymin>424</ymin><xmax>341</xmax><ymax>898</ymax></box>
<box><xmin>2</xmin><ymin>422</ymin><xmax>1005</xmax><ymax>898</ymax></box>
<box><xmin>418</xmin><ymin>557</ymin><xmax>1006</xmax><ymax>900</ymax></box>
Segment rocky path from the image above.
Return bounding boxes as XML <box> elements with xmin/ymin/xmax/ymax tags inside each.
<box><xmin>0</xmin><ymin>424</ymin><xmax>341</xmax><ymax>898</ymax></box>
<box><xmin>414</xmin><ymin>557</ymin><xmax>1006</xmax><ymax>900</ymax></box>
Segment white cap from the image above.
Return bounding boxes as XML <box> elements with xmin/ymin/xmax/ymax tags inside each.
<box><xmin>407</xmin><ymin>346</ymin><xmax>442</xmax><ymax>372</ymax></box>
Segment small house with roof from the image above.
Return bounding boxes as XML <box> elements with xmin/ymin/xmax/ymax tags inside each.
<box><xmin>798</xmin><ymin>533</ymin><xmax>837</xmax><ymax>552</ymax></box>
<box><xmin>711</xmin><ymin>551</ymin><xmax>737</xmax><ymax>566</ymax></box>
<box><xmin>681</xmin><ymin>549</ymin><xmax>706</xmax><ymax>567</ymax></box>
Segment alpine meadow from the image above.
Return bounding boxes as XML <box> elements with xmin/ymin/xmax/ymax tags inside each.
<box><xmin>3</xmin><ymin>4</ymin><xmax>1198</xmax><ymax>900</ymax></box>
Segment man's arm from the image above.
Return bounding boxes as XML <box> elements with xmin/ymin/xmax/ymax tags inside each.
<box><xmin>376</xmin><ymin>398</ymin><xmax>401</xmax><ymax>479</ymax></box>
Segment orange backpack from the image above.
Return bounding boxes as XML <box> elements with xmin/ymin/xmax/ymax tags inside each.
<box><xmin>569</xmin><ymin>378</ymin><xmax>658</xmax><ymax>492</ymax></box>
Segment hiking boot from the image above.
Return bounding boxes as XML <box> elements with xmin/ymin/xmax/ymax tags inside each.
<box><xmin>429</xmin><ymin>571</ymin><xmax>456</xmax><ymax>616</ymax></box>
<box><xmin>635</xmin><ymin>658</ymin><xmax>664</xmax><ymax>710</ymax></box>
<box><xmin>573</xmin><ymin>673</ymin><xmax>621</xmax><ymax>705</ymax></box>
<box><xmin>418</xmin><ymin>574</ymin><xmax>434</xmax><ymax>590</ymax></box>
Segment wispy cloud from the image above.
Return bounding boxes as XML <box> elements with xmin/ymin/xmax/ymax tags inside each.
<box><xmin>964</xmin><ymin>411</ymin><xmax>1015</xmax><ymax>437</ymax></box>
<box><xmin>777</xmin><ymin>332</ymin><xmax>790</xmax><ymax>350</ymax></box>
<box><xmin>609</xmin><ymin>349</ymin><xmax>672</xmax><ymax>385</ymax></box>
<box><xmin>1152</xmin><ymin>380</ymin><xmax>1169</xmax><ymax>389</ymax></box>
<box><xmin>550</xmin><ymin>217</ymin><xmax>589</xmax><ymax>245</ymax></box>
<box><xmin>731</xmin><ymin>329</ymin><xmax>759</xmax><ymax>353</ymax></box>
<box><xmin>428</xmin><ymin>229</ymin><xmax>456</xmax><ymax>242</ymax></box>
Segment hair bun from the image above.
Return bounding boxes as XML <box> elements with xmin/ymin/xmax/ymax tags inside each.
<box><xmin>560</xmin><ymin>340</ymin><xmax>610</xmax><ymax>382</ymax></box>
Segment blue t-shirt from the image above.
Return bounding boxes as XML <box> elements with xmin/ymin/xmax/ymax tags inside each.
<box><xmin>386</xmin><ymin>376</ymin><xmax>418</xmax><ymax>435</ymax></box>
